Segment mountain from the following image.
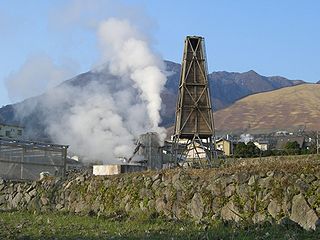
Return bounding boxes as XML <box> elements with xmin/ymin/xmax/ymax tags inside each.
<box><xmin>161</xmin><ymin>61</ymin><xmax>304</xmax><ymax>126</ymax></box>
<box><xmin>208</xmin><ymin>70</ymin><xmax>304</xmax><ymax>110</ymax></box>
<box><xmin>0</xmin><ymin>60</ymin><xmax>306</xmax><ymax>138</ymax></box>
<box><xmin>214</xmin><ymin>84</ymin><xmax>320</xmax><ymax>134</ymax></box>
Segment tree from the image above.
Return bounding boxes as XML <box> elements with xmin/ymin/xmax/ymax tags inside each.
<box><xmin>284</xmin><ymin>141</ymin><xmax>300</xmax><ymax>155</ymax></box>
<box><xmin>234</xmin><ymin>142</ymin><xmax>247</xmax><ymax>157</ymax></box>
<box><xmin>246</xmin><ymin>141</ymin><xmax>260</xmax><ymax>157</ymax></box>
<box><xmin>234</xmin><ymin>141</ymin><xmax>260</xmax><ymax>158</ymax></box>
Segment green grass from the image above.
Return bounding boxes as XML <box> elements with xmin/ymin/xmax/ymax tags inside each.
<box><xmin>1</xmin><ymin>211</ymin><xmax>320</xmax><ymax>239</ymax></box>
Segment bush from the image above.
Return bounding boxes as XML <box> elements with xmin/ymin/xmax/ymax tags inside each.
<box><xmin>284</xmin><ymin>141</ymin><xmax>301</xmax><ymax>155</ymax></box>
<box><xmin>234</xmin><ymin>141</ymin><xmax>260</xmax><ymax>158</ymax></box>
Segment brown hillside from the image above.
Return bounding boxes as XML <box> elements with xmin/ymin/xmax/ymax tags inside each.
<box><xmin>214</xmin><ymin>84</ymin><xmax>320</xmax><ymax>133</ymax></box>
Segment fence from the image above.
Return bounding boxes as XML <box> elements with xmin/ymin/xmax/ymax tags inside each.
<box><xmin>0</xmin><ymin>138</ymin><xmax>68</xmax><ymax>181</ymax></box>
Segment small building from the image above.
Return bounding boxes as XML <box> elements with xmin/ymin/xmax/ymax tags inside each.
<box><xmin>215</xmin><ymin>138</ymin><xmax>233</xmax><ymax>156</ymax></box>
<box><xmin>0</xmin><ymin>123</ymin><xmax>24</xmax><ymax>139</ymax></box>
<box><xmin>186</xmin><ymin>141</ymin><xmax>207</xmax><ymax>159</ymax></box>
<box><xmin>93</xmin><ymin>164</ymin><xmax>146</xmax><ymax>176</ymax></box>
<box><xmin>172</xmin><ymin>138</ymin><xmax>208</xmax><ymax>159</ymax></box>
<box><xmin>275</xmin><ymin>131</ymin><xmax>289</xmax><ymax>136</ymax></box>
<box><xmin>254</xmin><ymin>141</ymin><xmax>269</xmax><ymax>151</ymax></box>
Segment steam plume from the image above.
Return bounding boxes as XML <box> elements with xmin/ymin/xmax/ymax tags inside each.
<box><xmin>97</xmin><ymin>18</ymin><xmax>166</xmax><ymax>130</ymax></box>
<box><xmin>10</xmin><ymin>18</ymin><xmax>167</xmax><ymax>162</ymax></box>
<box><xmin>5</xmin><ymin>54</ymin><xmax>77</xmax><ymax>102</ymax></box>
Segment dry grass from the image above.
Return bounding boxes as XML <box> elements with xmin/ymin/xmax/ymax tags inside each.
<box><xmin>218</xmin><ymin>154</ymin><xmax>320</xmax><ymax>175</ymax></box>
<box><xmin>214</xmin><ymin>84</ymin><xmax>320</xmax><ymax>133</ymax></box>
<box><xmin>152</xmin><ymin>154</ymin><xmax>320</xmax><ymax>180</ymax></box>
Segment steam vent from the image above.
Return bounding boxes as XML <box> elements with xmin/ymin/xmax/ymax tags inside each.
<box><xmin>172</xmin><ymin>36</ymin><xmax>216</xmax><ymax>166</ymax></box>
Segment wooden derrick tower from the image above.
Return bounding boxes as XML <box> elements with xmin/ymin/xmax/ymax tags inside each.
<box><xmin>172</xmin><ymin>36</ymin><xmax>216</xmax><ymax>167</ymax></box>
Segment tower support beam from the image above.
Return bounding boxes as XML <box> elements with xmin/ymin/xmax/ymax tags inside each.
<box><xmin>171</xmin><ymin>36</ymin><xmax>216</xmax><ymax>167</ymax></box>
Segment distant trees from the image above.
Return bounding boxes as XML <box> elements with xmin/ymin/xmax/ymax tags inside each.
<box><xmin>284</xmin><ymin>141</ymin><xmax>301</xmax><ymax>155</ymax></box>
<box><xmin>284</xmin><ymin>141</ymin><xmax>300</xmax><ymax>150</ymax></box>
<box><xmin>233</xmin><ymin>142</ymin><xmax>247</xmax><ymax>157</ymax></box>
<box><xmin>303</xmin><ymin>131</ymin><xmax>318</xmax><ymax>154</ymax></box>
<box><xmin>306</xmin><ymin>143</ymin><xmax>317</xmax><ymax>154</ymax></box>
<box><xmin>234</xmin><ymin>141</ymin><xmax>260</xmax><ymax>158</ymax></box>
<box><xmin>232</xmin><ymin>139</ymin><xmax>318</xmax><ymax>158</ymax></box>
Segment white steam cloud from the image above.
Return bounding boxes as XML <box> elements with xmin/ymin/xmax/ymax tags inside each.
<box><xmin>45</xmin><ymin>82</ymin><xmax>149</xmax><ymax>161</ymax></box>
<box><xmin>97</xmin><ymin>18</ymin><xmax>165</xmax><ymax>130</ymax></box>
<box><xmin>5</xmin><ymin>54</ymin><xmax>78</xmax><ymax>102</ymax></box>
<box><xmin>10</xmin><ymin>18</ymin><xmax>167</xmax><ymax>162</ymax></box>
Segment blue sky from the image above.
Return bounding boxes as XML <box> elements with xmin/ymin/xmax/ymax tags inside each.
<box><xmin>1</xmin><ymin>0</ymin><xmax>320</xmax><ymax>106</ymax></box>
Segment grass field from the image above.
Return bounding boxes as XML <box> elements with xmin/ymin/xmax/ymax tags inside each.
<box><xmin>1</xmin><ymin>211</ymin><xmax>320</xmax><ymax>240</ymax></box>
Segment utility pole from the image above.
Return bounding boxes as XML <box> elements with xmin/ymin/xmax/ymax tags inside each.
<box><xmin>317</xmin><ymin>131</ymin><xmax>319</xmax><ymax>155</ymax></box>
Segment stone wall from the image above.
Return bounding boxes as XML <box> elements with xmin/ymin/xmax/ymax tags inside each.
<box><xmin>1</xmin><ymin>168</ymin><xmax>320</xmax><ymax>230</ymax></box>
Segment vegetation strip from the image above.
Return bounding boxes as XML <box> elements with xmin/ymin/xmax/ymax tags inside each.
<box><xmin>1</xmin><ymin>211</ymin><xmax>320</xmax><ymax>240</ymax></box>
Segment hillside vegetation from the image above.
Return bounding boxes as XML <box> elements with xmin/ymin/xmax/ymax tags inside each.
<box><xmin>214</xmin><ymin>84</ymin><xmax>320</xmax><ymax>133</ymax></box>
